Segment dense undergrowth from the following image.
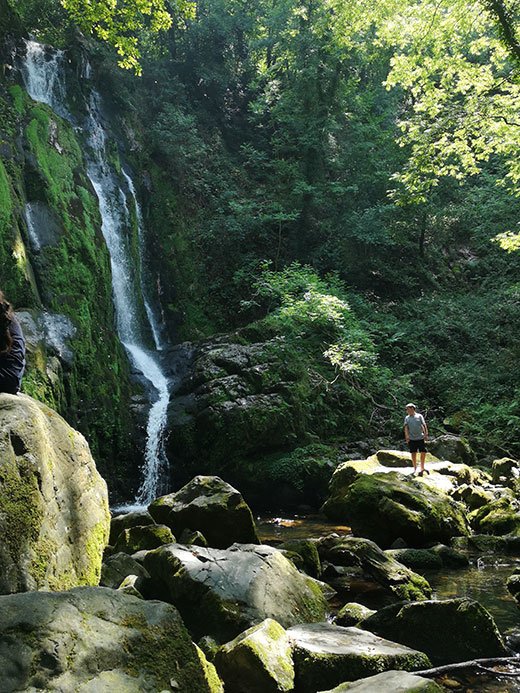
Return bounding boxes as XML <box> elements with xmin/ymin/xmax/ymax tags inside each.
<box><xmin>0</xmin><ymin>0</ymin><xmax>518</xmax><ymax>484</ymax></box>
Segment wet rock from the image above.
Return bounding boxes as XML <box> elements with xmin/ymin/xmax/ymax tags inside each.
<box><xmin>452</xmin><ymin>534</ymin><xmax>520</xmax><ymax>554</ymax></box>
<box><xmin>335</xmin><ymin>602</ymin><xmax>375</xmax><ymax>627</ymax></box>
<box><xmin>322</xmin><ymin>471</ymin><xmax>469</xmax><ymax>548</ymax></box>
<box><xmin>142</xmin><ymin>543</ymin><xmax>328</xmax><ymax>642</ymax></box>
<box><xmin>316</xmin><ymin>535</ymin><xmax>431</xmax><ymax>602</ymax></box>
<box><xmin>112</xmin><ymin>524</ymin><xmax>175</xmax><ymax>554</ymax></box>
<box><xmin>362</xmin><ymin>598</ymin><xmax>508</xmax><ymax>665</ymax></box>
<box><xmin>100</xmin><ymin>552</ymin><xmax>150</xmax><ymax>589</ymax></box>
<box><xmin>109</xmin><ymin>510</ymin><xmax>155</xmax><ymax>545</ymax></box>
<box><xmin>506</xmin><ymin>568</ymin><xmax>520</xmax><ymax>605</ymax></box>
<box><xmin>215</xmin><ymin>618</ymin><xmax>294</xmax><ymax>693</ymax></box>
<box><xmin>0</xmin><ymin>586</ymin><xmax>222</xmax><ymax>692</ymax></box>
<box><xmin>148</xmin><ymin>475</ymin><xmax>259</xmax><ymax>549</ymax></box>
<box><xmin>317</xmin><ymin>670</ymin><xmax>444</xmax><ymax>692</ymax></box>
<box><xmin>427</xmin><ymin>434</ymin><xmax>476</xmax><ymax>466</ymax></box>
<box><xmin>288</xmin><ymin>623</ymin><xmax>431</xmax><ymax>692</ymax></box>
<box><xmin>0</xmin><ymin>393</ymin><xmax>109</xmax><ymax>593</ymax></box>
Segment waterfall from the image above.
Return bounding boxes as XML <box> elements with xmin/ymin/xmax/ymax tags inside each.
<box><xmin>24</xmin><ymin>202</ymin><xmax>42</xmax><ymax>251</ymax></box>
<box><xmin>21</xmin><ymin>40</ymin><xmax>171</xmax><ymax>507</ymax></box>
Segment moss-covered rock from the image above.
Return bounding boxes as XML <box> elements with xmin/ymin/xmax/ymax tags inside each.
<box><xmin>215</xmin><ymin>618</ymin><xmax>295</xmax><ymax>692</ymax></box>
<box><xmin>362</xmin><ymin>598</ymin><xmax>508</xmax><ymax>665</ymax></box>
<box><xmin>385</xmin><ymin>549</ymin><xmax>443</xmax><ymax>571</ymax></box>
<box><xmin>142</xmin><ymin>543</ymin><xmax>328</xmax><ymax>642</ymax></box>
<box><xmin>322</xmin><ymin>471</ymin><xmax>469</xmax><ymax>548</ymax></box>
<box><xmin>316</xmin><ymin>535</ymin><xmax>431</xmax><ymax>602</ymax></box>
<box><xmin>451</xmin><ymin>483</ymin><xmax>494</xmax><ymax>510</ymax></box>
<box><xmin>506</xmin><ymin>569</ymin><xmax>520</xmax><ymax>606</ymax></box>
<box><xmin>148</xmin><ymin>475</ymin><xmax>259</xmax><ymax>548</ymax></box>
<box><xmin>112</xmin><ymin>524</ymin><xmax>176</xmax><ymax>554</ymax></box>
<box><xmin>110</xmin><ymin>510</ymin><xmax>156</xmax><ymax>545</ymax></box>
<box><xmin>288</xmin><ymin>623</ymin><xmax>431</xmax><ymax>692</ymax></box>
<box><xmin>0</xmin><ymin>70</ymin><xmax>136</xmax><ymax>487</ymax></box>
<box><xmin>0</xmin><ymin>586</ymin><xmax>218</xmax><ymax>691</ymax></box>
<box><xmin>335</xmin><ymin>602</ymin><xmax>375</xmax><ymax>627</ymax></box>
<box><xmin>278</xmin><ymin>539</ymin><xmax>321</xmax><ymax>578</ymax></box>
<box><xmin>469</xmin><ymin>495</ymin><xmax>520</xmax><ymax>535</ymax></box>
<box><xmin>0</xmin><ymin>393</ymin><xmax>109</xmax><ymax>593</ymax></box>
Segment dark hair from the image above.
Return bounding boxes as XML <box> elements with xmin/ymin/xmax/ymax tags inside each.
<box><xmin>0</xmin><ymin>291</ymin><xmax>14</xmax><ymax>354</ymax></box>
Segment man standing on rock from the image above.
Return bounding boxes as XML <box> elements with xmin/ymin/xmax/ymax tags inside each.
<box><xmin>404</xmin><ymin>403</ymin><xmax>429</xmax><ymax>476</ymax></box>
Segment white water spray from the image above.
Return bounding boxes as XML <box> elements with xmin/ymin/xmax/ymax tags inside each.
<box><xmin>22</xmin><ymin>40</ymin><xmax>171</xmax><ymax>506</ymax></box>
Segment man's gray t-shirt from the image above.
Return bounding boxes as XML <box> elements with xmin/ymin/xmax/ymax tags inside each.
<box><xmin>404</xmin><ymin>413</ymin><xmax>425</xmax><ymax>440</ymax></box>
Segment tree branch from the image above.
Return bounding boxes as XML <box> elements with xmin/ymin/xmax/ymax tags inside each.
<box><xmin>415</xmin><ymin>655</ymin><xmax>520</xmax><ymax>678</ymax></box>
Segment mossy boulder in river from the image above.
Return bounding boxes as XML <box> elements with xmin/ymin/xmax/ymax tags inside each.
<box><xmin>317</xmin><ymin>535</ymin><xmax>431</xmax><ymax>602</ymax></box>
<box><xmin>322</xmin><ymin>471</ymin><xmax>469</xmax><ymax>548</ymax></box>
<box><xmin>318</xmin><ymin>670</ymin><xmax>444</xmax><ymax>692</ymax></box>
<box><xmin>0</xmin><ymin>393</ymin><xmax>109</xmax><ymax>593</ymax></box>
<box><xmin>0</xmin><ymin>586</ymin><xmax>222</xmax><ymax>692</ymax></box>
<box><xmin>214</xmin><ymin>618</ymin><xmax>295</xmax><ymax>692</ymax></box>
<box><xmin>287</xmin><ymin>623</ymin><xmax>431</xmax><ymax>693</ymax></box>
<box><xmin>362</xmin><ymin>598</ymin><xmax>508</xmax><ymax>665</ymax></box>
<box><xmin>148</xmin><ymin>475</ymin><xmax>259</xmax><ymax>548</ymax></box>
<box><xmin>142</xmin><ymin>543</ymin><xmax>328</xmax><ymax>642</ymax></box>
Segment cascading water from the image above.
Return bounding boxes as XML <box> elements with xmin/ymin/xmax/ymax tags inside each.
<box><xmin>24</xmin><ymin>202</ymin><xmax>42</xmax><ymax>251</ymax></box>
<box><xmin>21</xmin><ymin>40</ymin><xmax>171</xmax><ymax>507</ymax></box>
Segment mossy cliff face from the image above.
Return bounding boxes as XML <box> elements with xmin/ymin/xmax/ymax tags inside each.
<box><xmin>0</xmin><ymin>393</ymin><xmax>110</xmax><ymax>593</ymax></box>
<box><xmin>0</xmin><ymin>50</ymin><xmax>136</xmax><ymax>486</ymax></box>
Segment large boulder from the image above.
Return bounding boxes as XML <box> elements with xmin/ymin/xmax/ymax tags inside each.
<box><xmin>0</xmin><ymin>393</ymin><xmax>109</xmax><ymax>593</ymax></box>
<box><xmin>317</xmin><ymin>670</ymin><xmax>444</xmax><ymax>692</ymax></box>
<box><xmin>215</xmin><ymin>618</ymin><xmax>295</xmax><ymax>693</ymax></box>
<box><xmin>0</xmin><ymin>586</ymin><xmax>222</xmax><ymax>692</ymax></box>
<box><xmin>287</xmin><ymin>623</ymin><xmax>431</xmax><ymax>692</ymax></box>
<box><xmin>317</xmin><ymin>536</ymin><xmax>431</xmax><ymax>603</ymax></box>
<box><xmin>362</xmin><ymin>598</ymin><xmax>508</xmax><ymax>665</ymax></box>
<box><xmin>427</xmin><ymin>434</ymin><xmax>476</xmax><ymax>466</ymax></box>
<box><xmin>148</xmin><ymin>475</ymin><xmax>259</xmax><ymax>548</ymax></box>
<box><xmin>143</xmin><ymin>543</ymin><xmax>328</xmax><ymax>642</ymax></box>
<box><xmin>322</xmin><ymin>471</ymin><xmax>469</xmax><ymax>548</ymax></box>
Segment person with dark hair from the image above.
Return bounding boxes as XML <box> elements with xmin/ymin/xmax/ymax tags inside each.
<box><xmin>0</xmin><ymin>291</ymin><xmax>26</xmax><ymax>394</ymax></box>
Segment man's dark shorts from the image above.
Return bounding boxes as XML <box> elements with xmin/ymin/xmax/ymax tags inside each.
<box><xmin>408</xmin><ymin>438</ymin><xmax>426</xmax><ymax>453</ymax></box>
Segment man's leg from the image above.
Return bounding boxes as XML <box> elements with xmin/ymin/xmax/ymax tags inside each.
<box><xmin>411</xmin><ymin>451</ymin><xmax>417</xmax><ymax>472</ymax></box>
<box><xmin>420</xmin><ymin>451</ymin><xmax>426</xmax><ymax>473</ymax></box>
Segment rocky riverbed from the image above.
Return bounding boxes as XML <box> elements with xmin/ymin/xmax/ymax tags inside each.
<box><xmin>2</xmin><ymin>393</ymin><xmax>520</xmax><ymax>691</ymax></box>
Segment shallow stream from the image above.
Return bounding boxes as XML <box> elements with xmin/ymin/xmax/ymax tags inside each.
<box><xmin>257</xmin><ymin>513</ymin><xmax>520</xmax><ymax>692</ymax></box>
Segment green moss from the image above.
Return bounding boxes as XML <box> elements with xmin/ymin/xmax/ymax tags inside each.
<box><xmin>124</xmin><ymin>615</ymin><xmax>214</xmax><ymax>691</ymax></box>
<box><xmin>82</xmin><ymin>520</ymin><xmax>110</xmax><ymax>586</ymax></box>
<box><xmin>9</xmin><ymin>85</ymin><xmax>26</xmax><ymax>115</ymax></box>
<box><xmin>0</xmin><ymin>446</ymin><xmax>44</xmax><ymax>581</ymax></box>
<box><xmin>195</xmin><ymin>646</ymin><xmax>224</xmax><ymax>693</ymax></box>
